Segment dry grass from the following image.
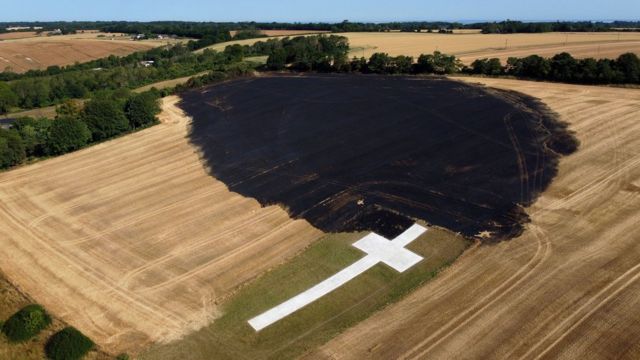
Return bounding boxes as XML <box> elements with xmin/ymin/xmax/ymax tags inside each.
<box><xmin>132</xmin><ymin>71</ymin><xmax>210</xmax><ymax>93</ymax></box>
<box><xmin>308</xmin><ymin>79</ymin><xmax>640</xmax><ymax>360</ymax></box>
<box><xmin>343</xmin><ymin>32</ymin><xmax>640</xmax><ymax>63</ymax></box>
<box><xmin>0</xmin><ymin>32</ymin><xmax>39</xmax><ymax>40</ymax></box>
<box><xmin>0</xmin><ymin>96</ymin><xmax>322</xmax><ymax>355</ymax></box>
<box><xmin>0</xmin><ymin>39</ymin><xmax>153</xmax><ymax>73</ymax></box>
<box><xmin>451</xmin><ymin>29</ymin><xmax>483</xmax><ymax>34</ymax></box>
<box><xmin>0</xmin><ymin>106</ymin><xmax>59</xmax><ymax>120</ymax></box>
<box><xmin>229</xmin><ymin>29</ymin><xmax>329</xmax><ymax>37</ymax></box>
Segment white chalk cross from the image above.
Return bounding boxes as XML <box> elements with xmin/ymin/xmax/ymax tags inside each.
<box><xmin>248</xmin><ymin>223</ymin><xmax>427</xmax><ymax>331</ymax></box>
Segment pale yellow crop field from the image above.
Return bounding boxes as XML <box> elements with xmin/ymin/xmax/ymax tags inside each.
<box><xmin>0</xmin><ymin>96</ymin><xmax>322</xmax><ymax>354</ymax></box>
<box><xmin>344</xmin><ymin>31</ymin><xmax>640</xmax><ymax>63</ymax></box>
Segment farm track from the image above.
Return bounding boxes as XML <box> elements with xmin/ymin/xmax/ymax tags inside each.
<box><xmin>307</xmin><ymin>79</ymin><xmax>640</xmax><ymax>360</ymax></box>
<box><xmin>0</xmin><ymin>96</ymin><xmax>322</xmax><ymax>355</ymax></box>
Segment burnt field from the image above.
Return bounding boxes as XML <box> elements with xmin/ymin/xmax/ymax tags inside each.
<box><xmin>181</xmin><ymin>74</ymin><xmax>577</xmax><ymax>240</ymax></box>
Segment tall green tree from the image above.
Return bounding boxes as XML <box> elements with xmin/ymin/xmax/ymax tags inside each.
<box><xmin>266</xmin><ymin>48</ymin><xmax>287</xmax><ymax>70</ymax></box>
<box><xmin>0</xmin><ymin>82</ymin><xmax>18</xmax><ymax>114</ymax></box>
<box><xmin>616</xmin><ymin>53</ymin><xmax>640</xmax><ymax>83</ymax></box>
<box><xmin>12</xmin><ymin>117</ymin><xmax>52</xmax><ymax>157</ymax></box>
<box><xmin>393</xmin><ymin>55</ymin><xmax>414</xmax><ymax>74</ymax></box>
<box><xmin>125</xmin><ymin>92</ymin><xmax>161</xmax><ymax>129</ymax></box>
<box><xmin>0</xmin><ymin>128</ymin><xmax>26</xmax><ymax>169</ymax></box>
<box><xmin>368</xmin><ymin>53</ymin><xmax>392</xmax><ymax>74</ymax></box>
<box><xmin>81</xmin><ymin>99</ymin><xmax>130</xmax><ymax>141</ymax></box>
<box><xmin>46</xmin><ymin>117</ymin><xmax>91</xmax><ymax>155</ymax></box>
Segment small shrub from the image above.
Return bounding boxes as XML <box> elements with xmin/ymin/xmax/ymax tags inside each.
<box><xmin>45</xmin><ymin>327</ymin><xmax>94</xmax><ymax>360</ymax></box>
<box><xmin>1</xmin><ymin>304</ymin><xmax>51</xmax><ymax>342</ymax></box>
<box><xmin>116</xmin><ymin>354</ymin><xmax>130</xmax><ymax>360</ymax></box>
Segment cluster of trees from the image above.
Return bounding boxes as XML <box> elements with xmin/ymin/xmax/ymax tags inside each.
<box><xmin>0</xmin><ymin>46</ymin><xmax>239</xmax><ymax>113</ymax></box>
<box><xmin>348</xmin><ymin>52</ymin><xmax>461</xmax><ymax>74</ymax></box>
<box><xmin>262</xmin><ymin>35</ymin><xmax>350</xmax><ymax>71</ymax></box>
<box><xmin>0</xmin><ymin>89</ymin><xmax>160</xmax><ymax>169</ymax></box>
<box><xmin>1</xmin><ymin>303</ymin><xmax>95</xmax><ymax>360</ymax></box>
<box><xmin>468</xmin><ymin>52</ymin><xmax>640</xmax><ymax>84</ymax></box>
<box><xmin>1</xmin><ymin>304</ymin><xmax>51</xmax><ymax>342</ymax></box>
<box><xmin>480</xmin><ymin>20</ymin><xmax>640</xmax><ymax>34</ymax></box>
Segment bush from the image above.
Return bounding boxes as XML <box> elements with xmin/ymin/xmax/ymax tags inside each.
<box><xmin>471</xmin><ymin>58</ymin><xmax>503</xmax><ymax>75</ymax></box>
<box><xmin>415</xmin><ymin>51</ymin><xmax>462</xmax><ymax>74</ymax></box>
<box><xmin>45</xmin><ymin>327</ymin><xmax>94</xmax><ymax>360</ymax></box>
<box><xmin>1</xmin><ymin>304</ymin><xmax>51</xmax><ymax>342</ymax></box>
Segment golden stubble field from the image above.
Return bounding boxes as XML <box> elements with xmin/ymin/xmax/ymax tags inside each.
<box><xmin>307</xmin><ymin>79</ymin><xmax>640</xmax><ymax>360</ymax></box>
<box><xmin>344</xmin><ymin>31</ymin><xmax>640</xmax><ymax>63</ymax></box>
<box><xmin>229</xmin><ymin>29</ymin><xmax>329</xmax><ymax>37</ymax></box>
<box><xmin>200</xmin><ymin>31</ymin><xmax>640</xmax><ymax>64</ymax></box>
<box><xmin>0</xmin><ymin>96</ymin><xmax>322</xmax><ymax>354</ymax></box>
<box><xmin>0</xmin><ymin>32</ymin><xmax>180</xmax><ymax>72</ymax></box>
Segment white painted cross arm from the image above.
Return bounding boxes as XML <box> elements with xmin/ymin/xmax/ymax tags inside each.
<box><xmin>248</xmin><ymin>223</ymin><xmax>427</xmax><ymax>331</ymax></box>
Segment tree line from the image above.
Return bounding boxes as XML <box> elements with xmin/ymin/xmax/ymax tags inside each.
<box><xmin>4</xmin><ymin>20</ymin><xmax>638</xmax><ymax>38</ymax></box>
<box><xmin>0</xmin><ymin>89</ymin><xmax>161</xmax><ymax>169</ymax></box>
<box><xmin>480</xmin><ymin>20</ymin><xmax>640</xmax><ymax>34</ymax></box>
<box><xmin>246</xmin><ymin>36</ymin><xmax>639</xmax><ymax>85</ymax></box>
<box><xmin>468</xmin><ymin>52</ymin><xmax>640</xmax><ymax>84</ymax></box>
<box><xmin>0</xmin><ymin>46</ymin><xmax>242</xmax><ymax>113</ymax></box>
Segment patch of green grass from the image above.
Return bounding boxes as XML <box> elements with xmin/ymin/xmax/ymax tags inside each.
<box><xmin>142</xmin><ymin>227</ymin><xmax>469</xmax><ymax>360</ymax></box>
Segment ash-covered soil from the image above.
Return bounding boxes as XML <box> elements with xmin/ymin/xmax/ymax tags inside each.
<box><xmin>181</xmin><ymin>74</ymin><xmax>577</xmax><ymax>240</ymax></box>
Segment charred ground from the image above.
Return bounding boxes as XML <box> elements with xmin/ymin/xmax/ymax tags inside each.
<box><xmin>181</xmin><ymin>74</ymin><xmax>577</xmax><ymax>240</ymax></box>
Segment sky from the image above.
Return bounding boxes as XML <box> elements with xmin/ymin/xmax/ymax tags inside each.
<box><xmin>2</xmin><ymin>0</ymin><xmax>639</xmax><ymax>23</ymax></box>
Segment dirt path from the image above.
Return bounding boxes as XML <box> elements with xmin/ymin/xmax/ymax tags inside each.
<box><xmin>306</xmin><ymin>80</ymin><xmax>640</xmax><ymax>360</ymax></box>
<box><xmin>0</xmin><ymin>96</ymin><xmax>322</xmax><ymax>355</ymax></box>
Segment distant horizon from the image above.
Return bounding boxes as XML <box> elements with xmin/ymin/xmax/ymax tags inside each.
<box><xmin>1</xmin><ymin>19</ymin><xmax>639</xmax><ymax>24</ymax></box>
<box><xmin>3</xmin><ymin>0</ymin><xmax>639</xmax><ymax>24</ymax></box>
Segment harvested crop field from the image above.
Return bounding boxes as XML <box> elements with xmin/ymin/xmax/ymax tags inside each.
<box><xmin>259</xmin><ymin>29</ymin><xmax>329</xmax><ymax>36</ymax></box>
<box><xmin>229</xmin><ymin>29</ymin><xmax>329</xmax><ymax>37</ymax></box>
<box><xmin>307</xmin><ymin>79</ymin><xmax>640</xmax><ymax>360</ymax></box>
<box><xmin>0</xmin><ymin>96</ymin><xmax>322</xmax><ymax>354</ymax></box>
<box><xmin>141</xmin><ymin>226</ymin><xmax>468</xmax><ymax>360</ymax></box>
<box><xmin>343</xmin><ymin>32</ymin><xmax>640</xmax><ymax>63</ymax></box>
<box><xmin>0</xmin><ymin>31</ymin><xmax>39</xmax><ymax>40</ymax></box>
<box><xmin>0</xmin><ymin>34</ymin><xmax>165</xmax><ymax>72</ymax></box>
<box><xmin>180</xmin><ymin>74</ymin><xmax>576</xmax><ymax>239</ymax></box>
